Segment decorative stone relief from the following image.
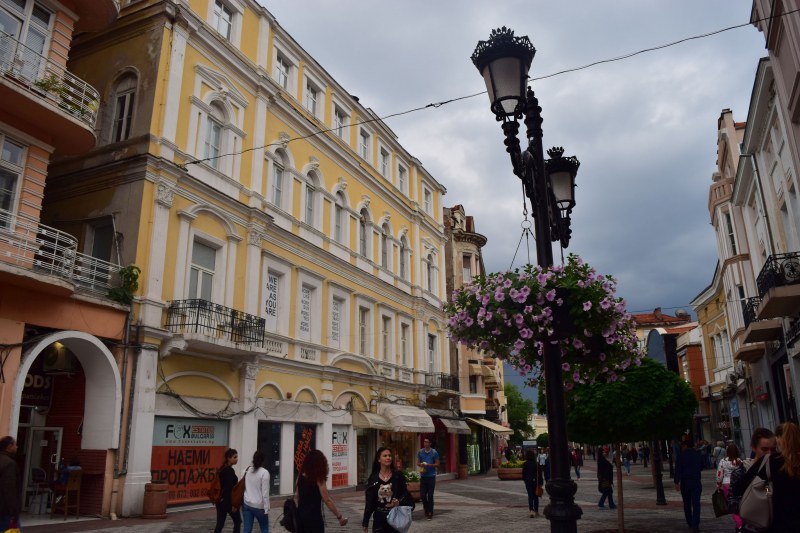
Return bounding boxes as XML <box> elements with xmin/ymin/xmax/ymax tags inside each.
<box><xmin>337</xmin><ymin>177</ymin><xmax>348</xmax><ymax>191</ymax></box>
<box><xmin>244</xmin><ymin>363</ymin><xmax>259</xmax><ymax>380</ymax></box>
<box><xmin>156</xmin><ymin>181</ymin><xmax>175</xmax><ymax>208</ymax></box>
<box><xmin>278</xmin><ymin>131</ymin><xmax>290</xmax><ymax>149</ymax></box>
<box><xmin>308</xmin><ymin>156</ymin><xmax>320</xmax><ymax>173</ymax></box>
<box><xmin>248</xmin><ymin>225</ymin><xmax>264</xmax><ymax>246</ymax></box>
<box><xmin>361</xmin><ymin>195</ymin><xmax>371</xmax><ymax>209</ymax></box>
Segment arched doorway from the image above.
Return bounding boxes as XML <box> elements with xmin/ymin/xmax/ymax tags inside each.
<box><xmin>10</xmin><ymin>331</ymin><xmax>122</xmax><ymax>516</ymax></box>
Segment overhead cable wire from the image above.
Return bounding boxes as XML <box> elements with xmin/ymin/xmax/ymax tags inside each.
<box><xmin>182</xmin><ymin>8</ymin><xmax>796</xmax><ymax>170</ymax></box>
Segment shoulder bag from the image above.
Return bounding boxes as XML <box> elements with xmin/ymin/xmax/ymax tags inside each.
<box><xmin>739</xmin><ymin>457</ymin><xmax>772</xmax><ymax>530</ymax></box>
<box><xmin>712</xmin><ymin>488</ymin><xmax>730</xmax><ymax>517</ymax></box>
<box><xmin>387</xmin><ymin>505</ymin><xmax>413</xmax><ymax>533</ymax></box>
<box><xmin>231</xmin><ymin>467</ymin><xmax>248</xmax><ymax>510</ymax></box>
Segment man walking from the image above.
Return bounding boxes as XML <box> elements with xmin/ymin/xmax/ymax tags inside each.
<box><xmin>0</xmin><ymin>436</ymin><xmax>21</xmax><ymax>532</ymax></box>
<box><xmin>417</xmin><ymin>437</ymin><xmax>440</xmax><ymax>520</ymax></box>
<box><xmin>674</xmin><ymin>437</ymin><xmax>704</xmax><ymax>533</ymax></box>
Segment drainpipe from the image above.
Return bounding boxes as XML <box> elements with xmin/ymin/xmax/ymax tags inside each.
<box><xmin>110</xmin><ymin>309</ymin><xmax>133</xmax><ymax>520</ymax></box>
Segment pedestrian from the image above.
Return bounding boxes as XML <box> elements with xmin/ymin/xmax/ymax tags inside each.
<box><xmin>242</xmin><ymin>450</ymin><xmax>270</xmax><ymax>533</ymax></box>
<box><xmin>728</xmin><ymin>427</ymin><xmax>775</xmax><ymax>521</ymax></box>
<box><xmin>621</xmin><ymin>445</ymin><xmax>631</xmax><ymax>475</ymax></box>
<box><xmin>715</xmin><ymin>444</ymin><xmax>742</xmax><ymax>532</ymax></box>
<box><xmin>570</xmin><ymin>448</ymin><xmax>582</xmax><ymax>479</ymax></box>
<box><xmin>417</xmin><ymin>436</ymin><xmax>440</xmax><ymax>520</ymax></box>
<box><xmin>522</xmin><ymin>449</ymin><xmax>543</xmax><ymax>518</ymax></box>
<box><xmin>674</xmin><ymin>437</ymin><xmax>704</xmax><ymax>533</ymax></box>
<box><xmin>538</xmin><ymin>447</ymin><xmax>550</xmax><ymax>482</ymax></box>
<box><xmin>642</xmin><ymin>444</ymin><xmax>650</xmax><ymax>468</ymax></box>
<box><xmin>362</xmin><ymin>447</ymin><xmax>412</xmax><ymax>533</ymax></box>
<box><xmin>630</xmin><ymin>446</ymin><xmax>638</xmax><ymax>464</ymax></box>
<box><xmin>733</xmin><ymin>423</ymin><xmax>800</xmax><ymax>531</ymax></box>
<box><xmin>712</xmin><ymin>441</ymin><xmax>725</xmax><ymax>469</ymax></box>
<box><xmin>214</xmin><ymin>448</ymin><xmax>242</xmax><ymax>533</ymax></box>
<box><xmin>597</xmin><ymin>448</ymin><xmax>616</xmax><ymax>510</ymax></box>
<box><xmin>295</xmin><ymin>449</ymin><xmax>348</xmax><ymax>532</ymax></box>
<box><xmin>0</xmin><ymin>436</ymin><xmax>21</xmax><ymax>532</ymax></box>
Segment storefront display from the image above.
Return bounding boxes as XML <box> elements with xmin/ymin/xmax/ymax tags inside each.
<box><xmin>379</xmin><ymin>430</ymin><xmax>415</xmax><ymax>472</ymax></box>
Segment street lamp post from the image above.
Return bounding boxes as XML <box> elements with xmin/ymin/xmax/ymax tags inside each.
<box><xmin>472</xmin><ymin>28</ymin><xmax>582</xmax><ymax>533</ymax></box>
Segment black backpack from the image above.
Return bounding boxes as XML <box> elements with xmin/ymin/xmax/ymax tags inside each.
<box><xmin>279</xmin><ymin>497</ymin><xmax>298</xmax><ymax>532</ymax></box>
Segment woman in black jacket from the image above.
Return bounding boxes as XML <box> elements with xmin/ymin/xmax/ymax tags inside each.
<box><xmin>214</xmin><ymin>448</ymin><xmax>242</xmax><ymax>533</ymax></box>
<box><xmin>362</xmin><ymin>447</ymin><xmax>412</xmax><ymax>533</ymax></box>
<box><xmin>522</xmin><ymin>449</ymin><xmax>544</xmax><ymax>518</ymax></box>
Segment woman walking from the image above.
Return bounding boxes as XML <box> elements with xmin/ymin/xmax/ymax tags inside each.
<box><xmin>733</xmin><ymin>423</ymin><xmax>800</xmax><ymax>531</ymax></box>
<box><xmin>214</xmin><ymin>449</ymin><xmax>242</xmax><ymax>533</ymax></box>
<box><xmin>597</xmin><ymin>448</ymin><xmax>616</xmax><ymax>510</ymax></box>
<box><xmin>522</xmin><ymin>449</ymin><xmax>543</xmax><ymax>518</ymax></box>
<box><xmin>295</xmin><ymin>449</ymin><xmax>348</xmax><ymax>532</ymax></box>
<box><xmin>362</xmin><ymin>447</ymin><xmax>412</xmax><ymax>533</ymax></box>
<box><xmin>242</xmin><ymin>450</ymin><xmax>270</xmax><ymax>533</ymax></box>
<box><xmin>715</xmin><ymin>444</ymin><xmax>742</xmax><ymax>531</ymax></box>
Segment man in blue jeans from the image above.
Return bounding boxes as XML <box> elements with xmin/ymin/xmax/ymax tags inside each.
<box><xmin>417</xmin><ymin>437</ymin><xmax>440</xmax><ymax>520</ymax></box>
<box><xmin>674</xmin><ymin>438</ymin><xmax>703</xmax><ymax>533</ymax></box>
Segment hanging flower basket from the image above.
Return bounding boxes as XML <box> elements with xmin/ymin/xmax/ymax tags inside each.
<box><xmin>444</xmin><ymin>254</ymin><xmax>643</xmax><ymax>390</ymax></box>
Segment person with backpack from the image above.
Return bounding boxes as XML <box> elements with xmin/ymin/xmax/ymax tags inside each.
<box><xmin>295</xmin><ymin>449</ymin><xmax>348</xmax><ymax>532</ymax></box>
<box><xmin>242</xmin><ymin>450</ymin><xmax>270</xmax><ymax>533</ymax></box>
<box><xmin>214</xmin><ymin>448</ymin><xmax>242</xmax><ymax>533</ymax></box>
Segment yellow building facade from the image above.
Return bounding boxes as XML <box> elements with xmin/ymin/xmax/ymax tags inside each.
<box><xmin>47</xmin><ymin>0</ymin><xmax>451</xmax><ymax>515</ymax></box>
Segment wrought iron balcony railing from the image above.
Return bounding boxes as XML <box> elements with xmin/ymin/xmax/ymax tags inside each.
<box><xmin>756</xmin><ymin>252</ymin><xmax>800</xmax><ymax>298</ymax></box>
<box><xmin>164</xmin><ymin>299</ymin><xmax>266</xmax><ymax>346</ymax></box>
<box><xmin>425</xmin><ymin>372</ymin><xmax>460</xmax><ymax>392</ymax></box>
<box><xmin>742</xmin><ymin>297</ymin><xmax>762</xmax><ymax>328</ymax></box>
<box><xmin>0</xmin><ymin>208</ymin><xmax>120</xmax><ymax>293</ymax></box>
<box><xmin>0</xmin><ymin>31</ymin><xmax>99</xmax><ymax>127</ymax></box>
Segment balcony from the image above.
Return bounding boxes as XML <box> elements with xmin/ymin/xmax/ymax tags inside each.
<box><xmin>485</xmin><ymin>409</ymin><xmax>499</xmax><ymax>421</ymax></box>
<box><xmin>756</xmin><ymin>252</ymin><xmax>800</xmax><ymax>319</ymax></box>
<box><xmin>0</xmin><ymin>31</ymin><xmax>99</xmax><ymax>153</ymax></box>
<box><xmin>0</xmin><ymin>208</ymin><xmax>120</xmax><ymax>295</ymax></box>
<box><xmin>164</xmin><ymin>299</ymin><xmax>265</xmax><ymax>347</ymax></box>
<box><xmin>742</xmin><ymin>296</ymin><xmax>783</xmax><ymax>343</ymax></box>
<box><xmin>425</xmin><ymin>372</ymin><xmax>460</xmax><ymax>393</ymax></box>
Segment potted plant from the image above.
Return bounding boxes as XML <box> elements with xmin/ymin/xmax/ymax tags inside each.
<box><xmin>497</xmin><ymin>457</ymin><xmax>526</xmax><ymax>480</ymax></box>
<box><xmin>444</xmin><ymin>254</ymin><xmax>643</xmax><ymax>390</ymax></box>
<box><xmin>401</xmin><ymin>469</ymin><xmax>421</xmax><ymax>501</ymax></box>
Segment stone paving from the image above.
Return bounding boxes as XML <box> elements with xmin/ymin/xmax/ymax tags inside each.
<box><xmin>24</xmin><ymin>461</ymin><xmax>739</xmax><ymax>533</ymax></box>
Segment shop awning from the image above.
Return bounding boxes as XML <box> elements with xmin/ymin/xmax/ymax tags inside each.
<box><xmin>466</xmin><ymin>417</ymin><xmax>514</xmax><ymax>435</ymax></box>
<box><xmin>378</xmin><ymin>403</ymin><xmax>435</xmax><ymax>433</ymax></box>
<box><xmin>468</xmin><ymin>364</ymin><xmax>483</xmax><ymax>376</ymax></box>
<box><xmin>425</xmin><ymin>408</ymin><xmax>471</xmax><ymax>435</ymax></box>
<box><xmin>352</xmin><ymin>411</ymin><xmax>393</xmax><ymax>430</ymax></box>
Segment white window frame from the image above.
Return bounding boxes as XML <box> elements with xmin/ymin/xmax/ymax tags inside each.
<box><xmin>397</xmin><ymin>162</ymin><xmax>408</xmax><ymax>194</ymax></box>
<box><xmin>329</xmin><ymin>287</ymin><xmax>350</xmax><ymax>350</ymax></box>
<box><xmin>399</xmin><ymin>236</ymin><xmax>408</xmax><ymax>281</ymax></box>
<box><xmin>111</xmin><ymin>74</ymin><xmax>136</xmax><ymax>143</ymax></box>
<box><xmin>303</xmin><ymin>70</ymin><xmax>324</xmax><ymax>120</ymax></box>
<box><xmin>462</xmin><ymin>254</ymin><xmax>472</xmax><ymax>282</ymax></box>
<box><xmin>262</xmin><ymin>256</ymin><xmax>290</xmax><ymax>335</ymax></box>
<box><xmin>427</xmin><ymin>333</ymin><xmax>437</xmax><ymax>373</ymax></box>
<box><xmin>204</xmin><ymin>113</ymin><xmax>223</xmax><ymax>170</ymax></box>
<box><xmin>359</xmin><ymin>210</ymin><xmax>370</xmax><ymax>257</ymax></box>
<box><xmin>359</xmin><ymin>128</ymin><xmax>371</xmax><ymax>162</ymax></box>
<box><xmin>0</xmin><ymin>0</ymin><xmax>53</xmax><ymax>82</ymax></box>
<box><xmin>379</xmin><ymin>146</ymin><xmax>391</xmax><ymax>178</ymax></box>
<box><xmin>332</xmin><ymin>102</ymin><xmax>350</xmax><ymax>140</ymax></box>
<box><xmin>381</xmin><ymin>314</ymin><xmax>393</xmax><ymax>363</ymax></box>
<box><xmin>399</xmin><ymin>319</ymin><xmax>412</xmax><ymax>367</ymax></box>
<box><xmin>333</xmin><ymin>193</ymin><xmax>345</xmax><ymax>244</ymax></box>
<box><xmin>207</xmin><ymin>0</ymin><xmax>243</xmax><ymax>47</ymax></box>
<box><xmin>358</xmin><ymin>304</ymin><xmax>372</xmax><ymax>357</ymax></box>
<box><xmin>425</xmin><ymin>252</ymin><xmax>437</xmax><ymax>293</ymax></box>
<box><xmin>186</xmin><ymin>233</ymin><xmax>226</xmax><ymax>303</ymax></box>
<box><xmin>305</xmin><ymin>182</ymin><xmax>316</xmax><ymax>226</ymax></box>
<box><xmin>296</xmin><ymin>271</ymin><xmax>322</xmax><ymax>343</ymax></box>
<box><xmin>272</xmin><ymin>161</ymin><xmax>284</xmax><ymax>208</ymax></box>
<box><xmin>423</xmin><ymin>186</ymin><xmax>432</xmax><ymax>214</ymax></box>
<box><xmin>272</xmin><ymin>43</ymin><xmax>299</xmax><ymax>95</ymax></box>
<box><xmin>0</xmin><ymin>134</ymin><xmax>26</xmax><ymax>221</ymax></box>
<box><xmin>380</xmin><ymin>224</ymin><xmax>390</xmax><ymax>269</ymax></box>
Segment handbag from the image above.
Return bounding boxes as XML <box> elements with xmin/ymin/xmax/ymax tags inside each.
<box><xmin>279</xmin><ymin>497</ymin><xmax>298</xmax><ymax>532</ymax></box>
<box><xmin>231</xmin><ymin>467</ymin><xmax>248</xmax><ymax>510</ymax></box>
<box><xmin>712</xmin><ymin>488</ymin><xmax>730</xmax><ymax>517</ymax></box>
<box><xmin>739</xmin><ymin>457</ymin><xmax>772</xmax><ymax>530</ymax></box>
<box><xmin>535</xmin><ymin>484</ymin><xmax>544</xmax><ymax>497</ymax></box>
<box><xmin>387</xmin><ymin>505</ymin><xmax>413</xmax><ymax>533</ymax></box>
<box><xmin>208</xmin><ymin>470</ymin><xmax>222</xmax><ymax>504</ymax></box>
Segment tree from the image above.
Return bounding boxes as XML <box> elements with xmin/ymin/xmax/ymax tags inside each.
<box><xmin>504</xmin><ymin>383</ymin><xmax>534</xmax><ymax>446</ymax></box>
<box><xmin>536</xmin><ymin>432</ymin><xmax>549</xmax><ymax>448</ymax></box>
<box><xmin>565</xmin><ymin>358</ymin><xmax>697</xmax><ymax>532</ymax></box>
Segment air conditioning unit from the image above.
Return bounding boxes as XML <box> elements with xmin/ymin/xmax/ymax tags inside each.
<box><xmin>700</xmin><ymin>385</ymin><xmax>710</xmax><ymax>399</ymax></box>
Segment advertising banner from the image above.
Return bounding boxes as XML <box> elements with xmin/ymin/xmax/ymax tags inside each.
<box><xmin>151</xmin><ymin>417</ymin><xmax>229</xmax><ymax>504</ymax></box>
<box><xmin>331</xmin><ymin>425</ymin><xmax>349</xmax><ymax>487</ymax></box>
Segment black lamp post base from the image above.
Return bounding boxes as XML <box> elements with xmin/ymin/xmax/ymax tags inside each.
<box><xmin>543</xmin><ymin>478</ymin><xmax>583</xmax><ymax>533</ymax></box>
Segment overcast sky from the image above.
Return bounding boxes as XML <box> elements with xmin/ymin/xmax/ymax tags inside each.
<box><xmin>261</xmin><ymin>1</ymin><xmax>766</xmax><ymax>401</ymax></box>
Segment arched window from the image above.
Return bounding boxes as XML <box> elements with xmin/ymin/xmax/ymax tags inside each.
<box><xmin>359</xmin><ymin>209</ymin><xmax>369</xmax><ymax>257</ymax></box>
<box><xmin>111</xmin><ymin>74</ymin><xmax>136</xmax><ymax>142</ymax></box>
<box><xmin>426</xmin><ymin>253</ymin><xmax>434</xmax><ymax>292</ymax></box>
<box><xmin>204</xmin><ymin>103</ymin><xmax>225</xmax><ymax>170</ymax></box>
<box><xmin>334</xmin><ymin>192</ymin><xmax>345</xmax><ymax>243</ymax></box>
<box><xmin>304</xmin><ymin>174</ymin><xmax>316</xmax><ymax>226</ymax></box>
<box><xmin>399</xmin><ymin>236</ymin><xmax>408</xmax><ymax>280</ymax></box>
<box><xmin>381</xmin><ymin>224</ymin><xmax>390</xmax><ymax>268</ymax></box>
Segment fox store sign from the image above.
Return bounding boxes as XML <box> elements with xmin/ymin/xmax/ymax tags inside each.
<box><xmin>151</xmin><ymin>417</ymin><xmax>229</xmax><ymax>504</ymax></box>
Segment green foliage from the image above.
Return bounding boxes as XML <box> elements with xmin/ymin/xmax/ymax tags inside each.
<box><xmin>33</xmin><ymin>74</ymin><xmax>64</xmax><ymax>95</ymax></box>
<box><xmin>499</xmin><ymin>457</ymin><xmax>526</xmax><ymax>468</ymax></box>
<box><xmin>566</xmin><ymin>358</ymin><xmax>697</xmax><ymax>444</ymax></box>
<box><xmin>536</xmin><ymin>432</ymin><xmax>549</xmax><ymax>448</ymax></box>
<box><xmin>536</xmin><ymin>388</ymin><xmax>547</xmax><ymax>416</ymax></box>
<box><xmin>108</xmin><ymin>265</ymin><xmax>141</xmax><ymax>305</ymax></box>
<box><xmin>401</xmin><ymin>470</ymin><xmax>420</xmax><ymax>482</ymax></box>
<box><xmin>504</xmin><ymin>383</ymin><xmax>534</xmax><ymax>446</ymax></box>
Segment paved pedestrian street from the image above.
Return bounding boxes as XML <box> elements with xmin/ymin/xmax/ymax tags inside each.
<box><xmin>25</xmin><ymin>463</ymin><xmax>738</xmax><ymax>533</ymax></box>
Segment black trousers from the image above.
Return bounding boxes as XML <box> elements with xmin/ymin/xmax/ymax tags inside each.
<box><xmin>371</xmin><ymin>509</ymin><xmax>399</xmax><ymax>533</ymax></box>
<box><xmin>420</xmin><ymin>476</ymin><xmax>436</xmax><ymax>515</ymax></box>
<box><xmin>214</xmin><ymin>502</ymin><xmax>242</xmax><ymax>533</ymax></box>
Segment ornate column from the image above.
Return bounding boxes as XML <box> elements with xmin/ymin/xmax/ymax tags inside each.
<box><xmin>141</xmin><ymin>180</ymin><xmax>175</xmax><ymax>327</ymax></box>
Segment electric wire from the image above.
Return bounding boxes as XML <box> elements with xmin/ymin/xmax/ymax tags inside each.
<box><xmin>181</xmin><ymin>8</ymin><xmax>798</xmax><ymax>170</ymax></box>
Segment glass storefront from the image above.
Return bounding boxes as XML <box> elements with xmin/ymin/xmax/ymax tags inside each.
<box><xmin>379</xmin><ymin>431</ymin><xmax>416</xmax><ymax>472</ymax></box>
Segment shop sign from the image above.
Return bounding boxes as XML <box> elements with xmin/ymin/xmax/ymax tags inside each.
<box><xmin>151</xmin><ymin>417</ymin><xmax>228</xmax><ymax>504</ymax></box>
<box><xmin>331</xmin><ymin>424</ymin><xmax>349</xmax><ymax>487</ymax></box>
<box><xmin>293</xmin><ymin>424</ymin><xmax>316</xmax><ymax>485</ymax></box>
<box><xmin>21</xmin><ymin>364</ymin><xmax>53</xmax><ymax>407</ymax></box>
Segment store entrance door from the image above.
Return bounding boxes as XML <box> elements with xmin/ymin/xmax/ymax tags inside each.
<box><xmin>23</xmin><ymin>427</ymin><xmax>62</xmax><ymax>510</ymax></box>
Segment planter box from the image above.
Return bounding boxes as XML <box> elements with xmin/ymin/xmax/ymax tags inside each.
<box><xmin>406</xmin><ymin>481</ymin><xmax>421</xmax><ymax>501</ymax></box>
<box><xmin>497</xmin><ymin>468</ymin><xmax>523</xmax><ymax>480</ymax></box>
